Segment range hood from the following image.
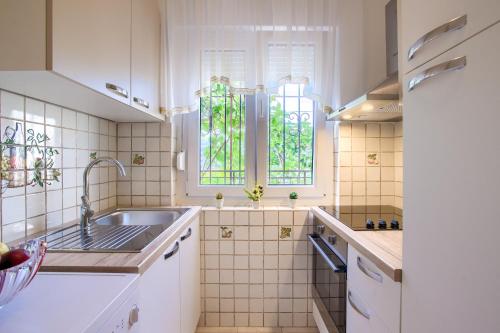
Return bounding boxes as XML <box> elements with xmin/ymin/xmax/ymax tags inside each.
<box><xmin>328</xmin><ymin>74</ymin><xmax>402</xmax><ymax>122</ymax></box>
<box><xmin>328</xmin><ymin>0</ymin><xmax>401</xmax><ymax>122</ymax></box>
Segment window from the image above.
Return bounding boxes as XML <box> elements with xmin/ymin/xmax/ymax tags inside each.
<box><xmin>268</xmin><ymin>83</ymin><xmax>314</xmax><ymax>185</ymax></box>
<box><xmin>199</xmin><ymin>83</ymin><xmax>246</xmax><ymax>185</ymax></box>
<box><xmin>188</xmin><ymin>82</ymin><xmax>328</xmax><ymax>198</ymax></box>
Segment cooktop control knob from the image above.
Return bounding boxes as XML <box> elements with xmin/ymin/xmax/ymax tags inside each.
<box><xmin>366</xmin><ymin>219</ymin><xmax>375</xmax><ymax>229</ymax></box>
<box><xmin>328</xmin><ymin>235</ymin><xmax>337</xmax><ymax>245</ymax></box>
<box><xmin>391</xmin><ymin>219</ymin><xmax>400</xmax><ymax>230</ymax></box>
<box><xmin>378</xmin><ymin>219</ymin><xmax>387</xmax><ymax>229</ymax></box>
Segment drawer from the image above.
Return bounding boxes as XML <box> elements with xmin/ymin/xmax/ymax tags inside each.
<box><xmin>346</xmin><ymin>288</ymin><xmax>392</xmax><ymax>333</ymax></box>
<box><xmin>401</xmin><ymin>0</ymin><xmax>500</xmax><ymax>73</ymax></box>
<box><xmin>347</xmin><ymin>245</ymin><xmax>401</xmax><ymax>332</ymax></box>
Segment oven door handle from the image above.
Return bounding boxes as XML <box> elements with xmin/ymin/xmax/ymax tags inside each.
<box><xmin>308</xmin><ymin>234</ymin><xmax>346</xmax><ymax>273</ymax></box>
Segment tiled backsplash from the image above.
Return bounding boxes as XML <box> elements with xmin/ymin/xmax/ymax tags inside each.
<box><xmin>333</xmin><ymin>122</ymin><xmax>403</xmax><ymax>209</ymax></box>
<box><xmin>0</xmin><ymin>90</ymin><xmax>118</xmax><ymax>242</ymax></box>
<box><xmin>116</xmin><ymin>122</ymin><xmax>176</xmax><ymax>207</ymax></box>
<box><xmin>199</xmin><ymin>208</ymin><xmax>315</xmax><ymax>328</ymax></box>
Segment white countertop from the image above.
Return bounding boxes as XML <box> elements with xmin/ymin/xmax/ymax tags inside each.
<box><xmin>0</xmin><ymin>272</ymin><xmax>139</xmax><ymax>333</ymax></box>
<box><xmin>311</xmin><ymin>206</ymin><xmax>403</xmax><ymax>282</ymax></box>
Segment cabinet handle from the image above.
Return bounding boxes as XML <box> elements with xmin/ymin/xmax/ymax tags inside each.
<box><xmin>106</xmin><ymin>83</ymin><xmax>128</xmax><ymax>98</ymax></box>
<box><xmin>181</xmin><ymin>227</ymin><xmax>192</xmax><ymax>241</ymax></box>
<box><xmin>164</xmin><ymin>241</ymin><xmax>179</xmax><ymax>260</ymax></box>
<box><xmin>348</xmin><ymin>290</ymin><xmax>370</xmax><ymax>320</ymax></box>
<box><xmin>133</xmin><ymin>97</ymin><xmax>150</xmax><ymax>109</ymax></box>
<box><xmin>357</xmin><ymin>256</ymin><xmax>383</xmax><ymax>283</ymax></box>
<box><xmin>408</xmin><ymin>56</ymin><xmax>466</xmax><ymax>91</ymax></box>
<box><xmin>128</xmin><ymin>304</ymin><xmax>139</xmax><ymax>326</ymax></box>
<box><xmin>408</xmin><ymin>14</ymin><xmax>467</xmax><ymax>60</ymax></box>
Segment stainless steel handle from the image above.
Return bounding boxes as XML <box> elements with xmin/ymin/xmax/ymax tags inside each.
<box><xmin>348</xmin><ymin>290</ymin><xmax>370</xmax><ymax>320</ymax></box>
<box><xmin>128</xmin><ymin>304</ymin><xmax>139</xmax><ymax>326</ymax></box>
<box><xmin>357</xmin><ymin>256</ymin><xmax>383</xmax><ymax>283</ymax></box>
<box><xmin>106</xmin><ymin>83</ymin><xmax>128</xmax><ymax>98</ymax></box>
<box><xmin>307</xmin><ymin>234</ymin><xmax>346</xmax><ymax>273</ymax></box>
<box><xmin>181</xmin><ymin>227</ymin><xmax>192</xmax><ymax>241</ymax></box>
<box><xmin>133</xmin><ymin>97</ymin><xmax>150</xmax><ymax>109</ymax></box>
<box><xmin>408</xmin><ymin>15</ymin><xmax>467</xmax><ymax>60</ymax></box>
<box><xmin>408</xmin><ymin>56</ymin><xmax>466</xmax><ymax>91</ymax></box>
<box><xmin>164</xmin><ymin>241</ymin><xmax>179</xmax><ymax>260</ymax></box>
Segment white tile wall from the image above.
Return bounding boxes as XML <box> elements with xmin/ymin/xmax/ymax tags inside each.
<box><xmin>333</xmin><ymin>121</ymin><xmax>403</xmax><ymax>210</ymax></box>
<box><xmin>116</xmin><ymin>122</ymin><xmax>176</xmax><ymax>207</ymax></box>
<box><xmin>0</xmin><ymin>89</ymin><xmax>118</xmax><ymax>242</ymax></box>
<box><xmin>199</xmin><ymin>208</ymin><xmax>315</xmax><ymax>329</ymax></box>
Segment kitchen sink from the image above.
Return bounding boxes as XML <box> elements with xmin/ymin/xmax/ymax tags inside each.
<box><xmin>94</xmin><ymin>208</ymin><xmax>189</xmax><ymax>227</ymax></box>
<box><xmin>40</xmin><ymin>208</ymin><xmax>190</xmax><ymax>253</ymax></box>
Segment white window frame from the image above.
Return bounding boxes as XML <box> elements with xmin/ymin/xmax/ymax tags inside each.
<box><xmin>256</xmin><ymin>93</ymin><xmax>328</xmax><ymax>199</ymax></box>
<box><xmin>186</xmin><ymin>92</ymin><xmax>328</xmax><ymax>199</ymax></box>
<box><xmin>186</xmin><ymin>97</ymin><xmax>256</xmax><ymax>197</ymax></box>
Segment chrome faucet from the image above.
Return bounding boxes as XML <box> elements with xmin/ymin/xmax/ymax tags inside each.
<box><xmin>81</xmin><ymin>157</ymin><xmax>126</xmax><ymax>230</ymax></box>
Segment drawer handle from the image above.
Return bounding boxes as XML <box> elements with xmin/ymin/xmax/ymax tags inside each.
<box><xmin>106</xmin><ymin>83</ymin><xmax>128</xmax><ymax>98</ymax></box>
<box><xmin>408</xmin><ymin>56</ymin><xmax>466</xmax><ymax>91</ymax></box>
<box><xmin>408</xmin><ymin>14</ymin><xmax>467</xmax><ymax>60</ymax></box>
<box><xmin>133</xmin><ymin>97</ymin><xmax>150</xmax><ymax>109</ymax></box>
<box><xmin>357</xmin><ymin>256</ymin><xmax>383</xmax><ymax>283</ymax></box>
<box><xmin>164</xmin><ymin>241</ymin><xmax>179</xmax><ymax>260</ymax></box>
<box><xmin>181</xmin><ymin>227</ymin><xmax>192</xmax><ymax>241</ymax></box>
<box><xmin>348</xmin><ymin>290</ymin><xmax>370</xmax><ymax>320</ymax></box>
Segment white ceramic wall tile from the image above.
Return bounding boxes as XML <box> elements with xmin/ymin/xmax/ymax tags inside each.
<box><xmin>0</xmin><ymin>89</ymin><xmax>119</xmax><ymax>242</ymax></box>
<box><xmin>62</xmin><ymin>108</ymin><xmax>77</xmax><ymax>129</ymax></box>
<box><xmin>1</xmin><ymin>91</ymin><xmax>24</xmax><ymax>120</ymax></box>
<box><xmin>25</xmin><ymin>98</ymin><xmax>44</xmax><ymax>123</ymax></box>
<box><xmin>45</xmin><ymin>104</ymin><xmax>62</xmax><ymax>126</ymax></box>
<box><xmin>200</xmin><ymin>208</ymin><xmax>314</xmax><ymax>329</ymax></box>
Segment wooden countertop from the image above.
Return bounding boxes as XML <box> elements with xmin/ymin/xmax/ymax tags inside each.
<box><xmin>311</xmin><ymin>206</ymin><xmax>403</xmax><ymax>282</ymax></box>
<box><xmin>39</xmin><ymin>206</ymin><xmax>201</xmax><ymax>275</ymax></box>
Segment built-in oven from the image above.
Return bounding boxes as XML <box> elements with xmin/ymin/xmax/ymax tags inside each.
<box><xmin>309</xmin><ymin>216</ymin><xmax>348</xmax><ymax>333</ymax></box>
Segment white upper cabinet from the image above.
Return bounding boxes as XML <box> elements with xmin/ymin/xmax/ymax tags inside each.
<box><xmin>0</xmin><ymin>0</ymin><xmax>164</xmax><ymax>122</ymax></box>
<box><xmin>333</xmin><ymin>0</ymin><xmax>393</xmax><ymax>111</ymax></box>
<box><xmin>401</xmin><ymin>0</ymin><xmax>500</xmax><ymax>73</ymax></box>
<box><xmin>51</xmin><ymin>0</ymin><xmax>132</xmax><ymax>104</ymax></box>
<box><xmin>131</xmin><ymin>0</ymin><xmax>161</xmax><ymax>115</ymax></box>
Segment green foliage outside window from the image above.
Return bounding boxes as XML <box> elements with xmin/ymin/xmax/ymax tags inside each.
<box><xmin>199</xmin><ymin>83</ymin><xmax>245</xmax><ymax>185</ymax></box>
<box><xmin>268</xmin><ymin>84</ymin><xmax>314</xmax><ymax>185</ymax></box>
<box><xmin>199</xmin><ymin>83</ymin><xmax>314</xmax><ymax>187</ymax></box>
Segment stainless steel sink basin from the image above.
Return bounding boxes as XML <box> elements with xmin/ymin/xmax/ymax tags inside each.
<box><xmin>41</xmin><ymin>208</ymin><xmax>190</xmax><ymax>253</ymax></box>
<box><xmin>94</xmin><ymin>208</ymin><xmax>189</xmax><ymax>227</ymax></box>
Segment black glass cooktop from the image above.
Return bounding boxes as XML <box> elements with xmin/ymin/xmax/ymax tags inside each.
<box><xmin>318</xmin><ymin>205</ymin><xmax>403</xmax><ymax>231</ymax></box>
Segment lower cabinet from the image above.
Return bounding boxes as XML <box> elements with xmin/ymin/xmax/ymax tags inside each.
<box><xmin>140</xmin><ymin>217</ymin><xmax>200</xmax><ymax>333</ymax></box>
<box><xmin>346</xmin><ymin>245</ymin><xmax>401</xmax><ymax>333</ymax></box>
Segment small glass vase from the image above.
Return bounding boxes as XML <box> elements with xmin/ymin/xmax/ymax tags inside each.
<box><xmin>252</xmin><ymin>200</ymin><xmax>260</xmax><ymax>209</ymax></box>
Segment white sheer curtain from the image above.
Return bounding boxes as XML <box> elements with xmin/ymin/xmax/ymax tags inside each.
<box><xmin>160</xmin><ymin>0</ymin><xmax>339</xmax><ymax>115</ymax></box>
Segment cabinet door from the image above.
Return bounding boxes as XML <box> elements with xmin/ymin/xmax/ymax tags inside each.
<box><xmin>347</xmin><ymin>245</ymin><xmax>400</xmax><ymax>332</ymax></box>
<box><xmin>402</xmin><ymin>22</ymin><xmax>500</xmax><ymax>333</ymax></box>
<box><xmin>401</xmin><ymin>0</ymin><xmax>500</xmax><ymax>73</ymax></box>
<box><xmin>131</xmin><ymin>0</ymin><xmax>160</xmax><ymax>115</ymax></box>
<box><xmin>140</xmin><ymin>240</ymin><xmax>181</xmax><ymax>333</ymax></box>
<box><xmin>333</xmin><ymin>0</ymin><xmax>389</xmax><ymax>111</ymax></box>
<box><xmin>51</xmin><ymin>0</ymin><xmax>131</xmax><ymax>103</ymax></box>
<box><xmin>333</xmin><ymin>0</ymin><xmax>364</xmax><ymax>110</ymax></box>
<box><xmin>346</xmin><ymin>289</ymin><xmax>391</xmax><ymax>333</ymax></box>
<box><xmin>180</xmin><ymin>218</ymin><xmax>201</xmax><ymax>333</ymax></box>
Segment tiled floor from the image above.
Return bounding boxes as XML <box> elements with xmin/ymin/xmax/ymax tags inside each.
<box><xmin>196</xmin><ymin>328</ymin><xmax>319</xmax><ymax>333</ymax></box>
